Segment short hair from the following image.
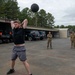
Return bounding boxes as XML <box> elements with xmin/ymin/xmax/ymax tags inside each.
<box><xmin>14</xmin><ymin>20</ymin><xmax>21</xmax><ymax>24</ymax></box>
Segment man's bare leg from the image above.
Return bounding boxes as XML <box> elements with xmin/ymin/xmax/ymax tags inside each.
<box><xmin>22</xmin><ymin>60</ymin><xmax>32</xmax><ymax>75</ymax></box>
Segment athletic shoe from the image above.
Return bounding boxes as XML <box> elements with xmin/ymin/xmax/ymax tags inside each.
<box><xmin>7</xmin><ymin>69</ymin><xmax>15</xmax><ymax>75</ymax></box>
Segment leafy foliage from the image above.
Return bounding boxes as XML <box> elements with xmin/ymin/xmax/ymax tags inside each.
<box><xmin>0</xmin><ymin>0</ymin><xmax>20</xmax><ymax>20</ymax></box>
<box><xmin>0</xmin><ymin>0</ymin><xmax>55</xmax><ymax>28</ymax></box>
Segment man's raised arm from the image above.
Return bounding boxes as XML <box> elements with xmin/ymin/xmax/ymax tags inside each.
<box><xmin>22</xmin><ymin>19</ymin><xmax>28</xmax><ymax>29</ymax></box>
<box><xmin>11</xmin><ymin>21</ymin><xmax>15</xmax><ymax>29</ymax></box>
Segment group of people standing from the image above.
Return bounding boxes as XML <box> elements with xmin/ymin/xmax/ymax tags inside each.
<box><xmin>47</xmin><ymin>31</ymin><xmax>75</xmax><ymax>49</ymax></box>
<box><xmin>70</xmin><ymin>31</ymin><xmax>75</xmax><ymax>48</ymax></box>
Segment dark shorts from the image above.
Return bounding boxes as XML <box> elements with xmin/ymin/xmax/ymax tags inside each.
<box><xmin>11</xmin><ymin>46</ymin><xmax>27</xmax><ymax>61</ymax></box>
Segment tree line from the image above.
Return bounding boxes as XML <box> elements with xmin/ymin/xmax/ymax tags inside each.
<box><xmin>0</xmin><ymin>0</ymin><xmax>54</xmax><ymax>28</ymax></box>
<box><xmin>54</xmin><ymin>25</ymin><xmax>75</xmax><ymax>32</ymax></box>
<box><xmin>0</xmin><ymin>0</ymin><xmax>74</xmax><ymax>31</ymax></box>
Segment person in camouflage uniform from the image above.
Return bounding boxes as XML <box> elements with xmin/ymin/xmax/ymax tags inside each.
<box><xmin>70</xmin><ymin>31</ymin><xmax>75</xmax><ymax>48</ymax></box>
<box><xmin>73</xmin><ymin>32</ymin><xmax>75</xmax><ymax>48</ymax></box>
<box><xmin>47</xmin><ymin>32</ymin><xmax>52</xmax><ymax>49</ymax></box>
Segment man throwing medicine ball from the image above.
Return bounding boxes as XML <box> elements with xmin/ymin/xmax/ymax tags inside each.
<box><xmin>7</xmin><ymin>19</ymin><xmax>32</xmax><ymax>75</ymax></box>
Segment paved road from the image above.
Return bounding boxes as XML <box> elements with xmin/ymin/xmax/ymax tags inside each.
<box><xmin>0</xmin><ymin>38</ymin><xmax>75</xmax><ymax>75</ymax></box>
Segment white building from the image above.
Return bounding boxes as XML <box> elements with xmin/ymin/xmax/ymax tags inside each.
<box><xmin>58</xmin><ymin>28</ymin><xmax>68</xmax><ymax>38</ymax></box>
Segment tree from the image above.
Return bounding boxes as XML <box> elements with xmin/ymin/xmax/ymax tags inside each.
<box><xmin>19</xmin><ymin>7</ymin><xmax>35</xmax><ymax>26</ymax></box>
<box><xmin>19</xmin><ymin>7</ymin><xmax>29</xmax><ymax>22</ymax></box>
<box><xmin>0</xmin><ymin>0</ymin><xmax>20</xmax><ymax>20</ymax></box>
<box><xmin>0</xmin><ymin>0</ymin><xmax>55</xmax><ymax>28</ymax></box>
<box><xmin>54</xmin><ymin>25</ymin><xmax>60</xmax><ymax>28</ymax></box>
<box><xmin>0</xmin><ymin>0</ymin><xmax>6</xmax><ymax>18</ymax></box>
<box><xmin>67</xmin><ymin>25</ymin><xmax>75</xmax><ymax>32</ymax></box>
<box><xmin>60</xmin><ymin>25</ymin><xmax>65</xmax><ymax>28</ymax></box>
<box><xmin>46</xmin><ymin>13</ymin><xmax>54</xmax><ymax>28</ymax></box>
<box><xmin>6</xmin><ymin>0</ymin><xmax>20</xmax><ymax>19</ymax></box>
<box><xmin>38</xmin><ymin>9</ymin><xmax>47</xmax><ymax>27</ymax></box>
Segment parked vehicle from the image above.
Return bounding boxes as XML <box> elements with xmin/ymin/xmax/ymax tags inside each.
<box><xmin>38</xmin><ymin>31</ymin><xmax>46</xmax><ymax>40</ymax></box>
<box><xmin>25</xmin><ymin>30</ymin><xmax>40</xmax><ymax>41</ymax></box>
<box><xmin>0</xmin><ymin>22</ymin><xmax>13</xmax><ymax>43</ymax></box>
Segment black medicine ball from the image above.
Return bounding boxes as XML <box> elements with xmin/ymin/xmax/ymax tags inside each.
<box><xmin>31</xmin><ymin>3</ymin><xmax>39</xmax><ymax>12</ymax></box>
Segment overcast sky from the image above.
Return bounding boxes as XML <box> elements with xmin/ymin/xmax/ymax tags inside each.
<box><xmin>17</xmin><ymin>0</ymin><xmax>75</xmax><ymax>26</ymax></box>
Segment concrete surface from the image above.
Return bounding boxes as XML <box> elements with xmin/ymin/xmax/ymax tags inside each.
<box><xmin>0</xmin><ymin>38</ymin><xmax>75</xmax><ymax>75</ymax></box>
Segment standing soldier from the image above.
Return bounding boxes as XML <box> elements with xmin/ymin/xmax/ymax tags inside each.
<box><xmin>70</xmin><ymin>31</ymin><xmax>74</xmax><ymax>48</ymax></box>
<box><xmin>47</xmin><ymin>32</ymin><xmax>52</xmax><ymax>49</ymax></box>
<box><xmin>73</xmin><ymin>32</ymin><xmax>75</xmax><ymax>48</ymax></box>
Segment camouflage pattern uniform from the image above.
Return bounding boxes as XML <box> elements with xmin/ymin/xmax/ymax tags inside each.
<box><xmin>47</xmin><ymin>32</ymin><xmax>52</xmax><ymax>49</ymax></box>
<box><xmin>70</xmin><ymin>32</ymin><xmax>74</xmax><ymax>48</ymax></box>
<box><xmin>73</xmin><ymin>33</ymin><xmax>75</xmax><ymax>48</ymax></box>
